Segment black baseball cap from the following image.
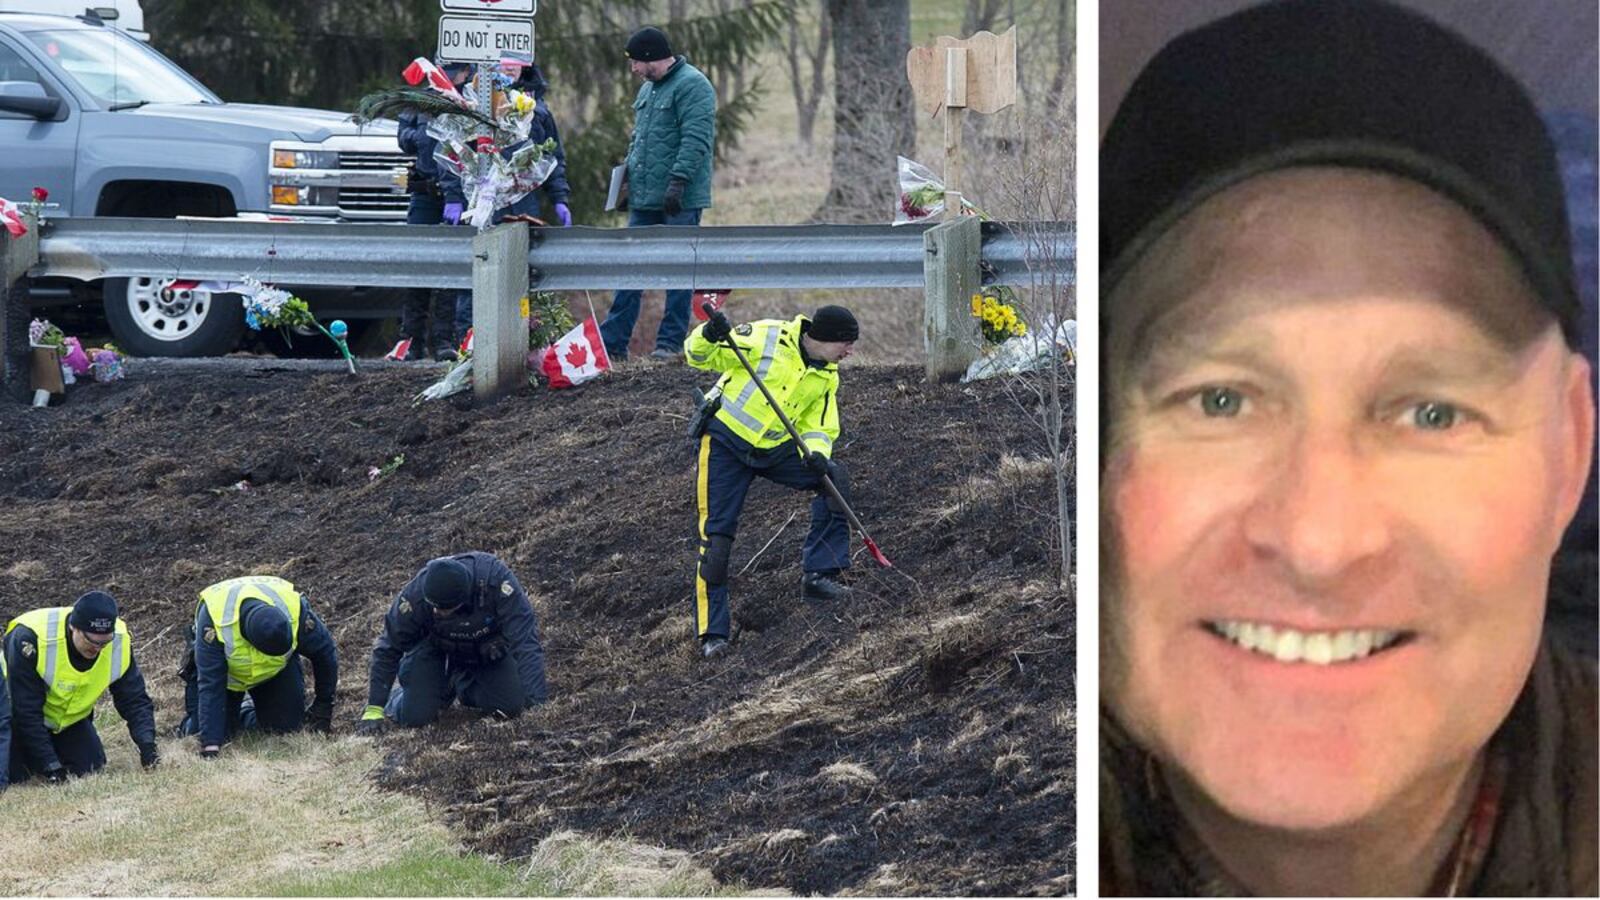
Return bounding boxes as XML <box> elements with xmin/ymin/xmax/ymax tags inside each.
<box><xmin>1102</xmin><ymin>0</ymin><xmax>1581</xmax><ymax>348</ymax></box>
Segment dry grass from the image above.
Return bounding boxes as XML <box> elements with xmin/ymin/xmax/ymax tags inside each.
<box><xmin>0</xmin><ymin>723</ymin><xmax>736</xmax><ymax>897</ymax></box>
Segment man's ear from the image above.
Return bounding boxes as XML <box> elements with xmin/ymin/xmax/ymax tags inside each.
<box><xmin>1554</xmin><ymin>351</ymin><xmax>1596</xmax><ymax>538</ymax></box>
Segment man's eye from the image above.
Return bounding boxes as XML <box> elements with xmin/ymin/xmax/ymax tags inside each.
<box><xmin>1408</xmin><ymin>401</ymin><xmax>1459</xmax><ymax>431</ymax></box>
<box><xmin>1196</xmin><ymin>386</ymin><xmax>1245</xmax><ymax>418</ymax></box>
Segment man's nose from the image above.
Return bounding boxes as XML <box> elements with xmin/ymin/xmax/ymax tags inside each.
<box><xmin>1240</xmin><ymin>427</ymin><xmax>1393</xmax><ymax>587</ymax></box>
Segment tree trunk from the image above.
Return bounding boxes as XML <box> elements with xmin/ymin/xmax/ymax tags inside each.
<box><xmin>816</xmin><ymin>0</ymin><xmax>913</xmax><ymax>221</ymax></box>
<box><xmin>783</xmin><ymin>2</ymin><xmax>832</xmax><ymax>151</ymax></box>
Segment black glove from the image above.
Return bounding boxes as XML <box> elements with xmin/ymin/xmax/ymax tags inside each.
<box><xmin>138</xmin><ymin>742</ymin><xmax>160</xmax><ymax>770</ymax></box>
<box><xmin>480</xmin><ymin>636</ymin><xmax>509</xmax><ymax>664</ymax></box>
<box><xmin>663</xmin><ymin>177</ymin><xmax>687</xmax><ymax>216</ymax></box>
<box><xmin>805</xmin><ymin>451</ymin><xmax>833</xmax><ymax>477</ymax></box>
<box><xmin>307</xmin><ymin>698</ymin><xmax>334</xmax><ymax>735</ymax></box>
<box><xmin>702</xmin><ymin>310</ymin><xmax>733</xmax><ymax>344</ymax></box>
<box><xmin>199</xmin><ymin>746</ymin><xmax>220</xmax><ymax>760</ymax></box>
<box><xmin>43</xmin><ymin>765</ymin><xmax>67</xmax><ymax>785</ymax></box>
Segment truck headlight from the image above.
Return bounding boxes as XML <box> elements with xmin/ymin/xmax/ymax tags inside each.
<box><xmin>271</xmin><ymin>185</ymin><xmax>338</xmax><ymax>207</ymax></box>
<box><xmin>271</xmin><ymin>149</ymin><xmax>339</xmax><ymax>169</ymax></box>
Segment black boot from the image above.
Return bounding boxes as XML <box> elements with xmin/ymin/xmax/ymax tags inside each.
<box><xmin>701</xmin><ymin>636</ymin><xmax>730</xmax><ymax>659</ymax></box>
<box><xmin>802</xmin><ymin>571</ymin><xmax>849</xmax><ymax>602</ymax></box>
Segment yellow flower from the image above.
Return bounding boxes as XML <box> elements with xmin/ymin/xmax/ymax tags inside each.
<box><xmin>971</xmin><ymin>297</ymin><xmax>983</xmax><ymax>316</ymax></box>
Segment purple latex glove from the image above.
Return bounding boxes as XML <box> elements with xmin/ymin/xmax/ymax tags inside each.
<box><xmin>555</xmin><ymin>202</ymin><xmax>572</xmax><ymax>227</ymax></box>
<box><xmin>443</xmin><ymin>202</ymin><xmax>464</xmax><ymax>225</ymax></box>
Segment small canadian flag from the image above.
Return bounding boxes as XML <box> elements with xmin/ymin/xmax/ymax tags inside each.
<box><xmin>0</xmin><ymin>198</ymin><xmax>28</xmax><ymax>237</ymax></box>
<box><xmin>541</xmin><ymin>316</ymin><xmax>611</xmax><ymax>388</ymax></box>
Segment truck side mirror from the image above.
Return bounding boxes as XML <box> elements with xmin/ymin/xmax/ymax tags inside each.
<box><xmin>0</xmin><ymin>81</ymin><xmax>63</xmax><ymax>119</ymax></box>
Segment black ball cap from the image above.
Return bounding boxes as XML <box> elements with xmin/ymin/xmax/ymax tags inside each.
<box><xmin>422</xmin><ymin>558</ymin><xmax>473</xmax><ymax>610</ymax></box>
<box><xmin>1101</xmin><ymin>0</ymin><xmax>1580</xmax><ymax>348</ymax></box>
<box><xmin>69</xmin><ymin>590</ymin><xmax>118</xmax><ymax>636</ymax></box>
<box><xmin>626</xmin><ymin>26</ymin><xmax>673</xmax><ymax>62</ymax></box>
<box><xmin>809</xmin><ymin>305</ymin><xmax>859</xmax><ymax>343</ymax></box>
<box><xmin>240</xmin><ymin>600</ymin><xmax>293</xmax><ymax>656</ymax></box>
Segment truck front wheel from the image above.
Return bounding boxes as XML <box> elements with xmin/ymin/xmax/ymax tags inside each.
<box><xmin>102</xmin><ymin>276</ymin><xmax>247</xmax><ymax>357</ymax></box>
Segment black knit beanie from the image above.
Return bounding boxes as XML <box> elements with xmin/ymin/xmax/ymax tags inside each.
<box><xmin>809</xmin><ymin>306</ymin><xmax>859</xmax><ymax>343</ymax></box>
<box><xmin>422</xmin><ymin>558</ymin><xmax>473</xmax><ymax>610</ymax></box>
<box><xmin>625</xmin><ymin>27</ymin><xmax>673</xmax><ymax>63</ymax></box>
<box><xmin>69</xmin><ymin>590</ymin><xmax>118</xmax><ymax>636</ymax></box>
<box><xmin>1101</xmin><ymin>0</ymin><xmax>1581</xmax><ymax>348</ymax></box>
<box><xmin>240</xmin><ymin>600</ymin><xmax>293</xmax><ymax>656</ymax></box>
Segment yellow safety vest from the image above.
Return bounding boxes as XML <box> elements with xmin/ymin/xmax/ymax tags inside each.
<box><xmin>5</xmin><ymin>607</ymin><xmax>132</xmax><ymax>733</ymax></box>
<box><xmin>685</xmin><ymin>315</ymin><xmax>841</xmax><ymax>457</ymax></box>
<box><xmin>197</xmin><ymin>576</ymin><xmax>303</xmax><ymax>691</ymax></box>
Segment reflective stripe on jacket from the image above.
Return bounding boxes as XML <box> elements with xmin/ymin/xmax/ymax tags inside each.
<box><xmin>197</xmin><ymin>576</ymin><xmax>303</xmax><ymax>691</ymax></box>
<box><xmin>4</xmin><ymin>607</ymin><xmax>131</xmax><ymax>733</ymax></box>
<box><xmin>685</xmin><ymin>315</ymin><xmax>841</xmax><ymax>456</ymax></box>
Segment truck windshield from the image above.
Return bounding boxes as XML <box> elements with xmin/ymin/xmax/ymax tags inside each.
<box><xmin>24</xmin><ymin>27</ymin><xmax>214</xmax><ymax>106</ymax></box>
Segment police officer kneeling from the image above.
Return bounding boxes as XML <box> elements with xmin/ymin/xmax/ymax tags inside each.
<box><xmin>178</xmin><ymin>576</ymin><xmax>339</xmax><ymax>758</ymax></box>
<box><xmin>359</xmin><ymin>553</ymin><xmax>547</xmax><ymax>732</ymax></box>
<box><xmin>4</xmin><ymin>591</ymin><xmax>159</xmax><ymax>783</ymax></box>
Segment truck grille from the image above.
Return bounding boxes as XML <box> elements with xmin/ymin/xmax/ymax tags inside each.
<box><xmin>338</xmin><ymin>187</ymin><xmax>410</xmax><ymax>216</ymax></box>
<box><xmin>340</xmin><ymin>150</ymin><xmax>411</xmax><ymax>171</ymax></box>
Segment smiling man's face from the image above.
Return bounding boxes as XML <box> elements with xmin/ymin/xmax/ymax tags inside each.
<box><xmin>1102</xmin><ymin>168</ymin><xmax>1594</xmax><ymax>831</ymax></box>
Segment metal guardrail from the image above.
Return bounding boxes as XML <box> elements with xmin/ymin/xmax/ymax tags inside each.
<box><xmin>33</xmin><ymin>218</ymin><xmax>1074</xmax><ymax>292</ymax></box>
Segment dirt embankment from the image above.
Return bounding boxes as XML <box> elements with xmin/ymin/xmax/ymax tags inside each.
<box><xmin>0</xmin><ymin>358</ymin><xmax>1073</xmax><ymax>895</ymax></box>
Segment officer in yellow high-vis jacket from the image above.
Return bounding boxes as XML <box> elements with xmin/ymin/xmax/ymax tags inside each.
<box><xmin>4</xmin><ymin>591</ymin><xmax>159</xmax><ymax>783</ymax></box>
<box><xmin>177</xmin><ymin>576</ymin><xmax>339</xmax><ymax>758</ymax></box>
<box><xmin>684</xmin><ymin>304</ymin><xmax>860</xmax><ymax>658</ymax></box>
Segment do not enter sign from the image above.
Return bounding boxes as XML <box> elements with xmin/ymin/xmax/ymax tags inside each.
<box><xmin>437</xmin><ymin>15</ymin><xmax>534</xmax><ymax>64</ymax></box>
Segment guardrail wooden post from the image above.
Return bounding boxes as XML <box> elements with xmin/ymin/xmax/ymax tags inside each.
<box><xmin>1</xmin><ymin>213</ymin><xmax>39</xmax><ymax>402</ymax></box>
<box><xmin>472</xmin><ymin>221</ymin><xmax>529</xmax><ymax>401</ymax></box>
<box><xmin>923</xmin><ymin>215</ymin><xmax>981</xmax><ymax>382</ymax></box>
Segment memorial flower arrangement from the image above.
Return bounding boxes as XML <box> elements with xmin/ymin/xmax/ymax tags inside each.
<box><xmin>354</xmin><ymin>59</ymin><xmax>561</xmax><ymax>229</ymax></box>
<box><xmin>971</xmin><ymin>285</ymin><xmax>1027</xmax><ymax>344</ymax></box>
<box><xmin>893</xmin><ymin>156</ymin><xmax>986</xmax><ymax>224</ymax></box>
<box><xmin>233</xmin><ymin>278</ymin><xmax>357</xmax><ymax>372</ymax></box>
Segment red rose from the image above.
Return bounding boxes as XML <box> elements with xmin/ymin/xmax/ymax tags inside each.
<box><xmin>31</xmin><ymin>187</ymin><xmax>47</xmax><ymax>202</ymax></box>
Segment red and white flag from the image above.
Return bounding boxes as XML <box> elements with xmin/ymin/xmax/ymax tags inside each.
<box><xmin>0</xmin><ymin>198</ymin><xmax>28</xmax><ymax>237</ymax></box>
<box><xmin>401</xmin><ymin>57</ymin><xmax>465</xmax><ymax>104</ymax></box>
<box><xmin>541</xmin><ymin>316</ymin><xmax>611</xmax><ymax>388</ymax></box>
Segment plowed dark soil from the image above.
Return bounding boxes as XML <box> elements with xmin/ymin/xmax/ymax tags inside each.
<box><xmin>0</xmin><ymin>358</ymin><xmax>1073</xmax><ymax>895</ymax></box>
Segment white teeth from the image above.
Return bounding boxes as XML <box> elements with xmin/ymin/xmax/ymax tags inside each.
<box><xmin>1273</xmin><ymin>630</ymin><xmax>1303</xmax><ymax>663</ymax></box>
<box><xmin>1303</xmin><ymin>633</ymin><xmax>1332</xmax><ymax>665</ymax></box>
<box><xmin>1209</xmin><ymin>620</ymin><xmax>1406</xmax><ymax>665</ymax></box>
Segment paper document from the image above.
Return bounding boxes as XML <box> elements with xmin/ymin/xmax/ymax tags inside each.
<box><xmin>605</xmin><ymin>164</ymin><xmax>627</xmax><ymax>211</ymax></box>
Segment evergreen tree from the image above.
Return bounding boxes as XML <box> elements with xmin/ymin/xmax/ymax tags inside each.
<box><xmin>143</xmin><ymin>0</ymin><xmax>793</xmax><ymax>222</ymax></box>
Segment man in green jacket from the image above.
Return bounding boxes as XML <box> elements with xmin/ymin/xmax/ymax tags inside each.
<box><xmin>600</xmin><ymin>26</ymin><xmax>717</xmax><ymax>363</ymax></box>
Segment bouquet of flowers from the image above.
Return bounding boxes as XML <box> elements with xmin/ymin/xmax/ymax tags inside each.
<box><xmin>893</xmin><ymin>156</ymin><xmax>985</xmax><ymax>225</ymax></box>
<box><xmin>29</xmin><ymin>318</ymin><xmax>65</xmax><ymax>351</ymax></box>
<box><xmin>355</xmin><ymin>59</ymin><xmax>559</xmax><ymax>230</ymax></box>
<box><xmin>231</xmin><ymin>278</ymin><xmax>357</xmax><ymax>372</ymax></box>
<box><xmin>971</xmin><ymin>285</ymin><xmax>1028</xmax><ymax>344</ymax></box>
<box><xmin>91</xmin><ymin>347</ymin><xmax>125</xmax><ymax>383</ymax></box>
<box><xmin>236</xmin><ymin>278</ymin><xmax>315</xmax><ymax>331</ymax></box>
<box><xmin>433</xmin><ymin>126</ymin><xmax>559</xmax><ymax>228</ymax></box>
<box><xmin>526</xmin><ymin>291</ymin><xmax>574</xmax><ymax>351</ymax></box>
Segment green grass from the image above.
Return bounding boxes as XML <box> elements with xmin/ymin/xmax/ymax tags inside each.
<box><xmin>0</xmin><ymin>717</ymin><xmax>736</xmax><ymax>897</ymax></box>
<box><xmin>272</xmin><ymin>851</ymin><xmax>532</xmax><ymax>897</ymax></box>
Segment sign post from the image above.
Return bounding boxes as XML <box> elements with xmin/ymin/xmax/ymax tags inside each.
<box><xmin>905</xmin><ymin>27</ymin><xmax>1018</xmax><ymax>219</ymax></box>
<box><xmin>905</xmin><ymin>28</ymin><xmax>1018</xmax><ymax>381</ymax></box>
